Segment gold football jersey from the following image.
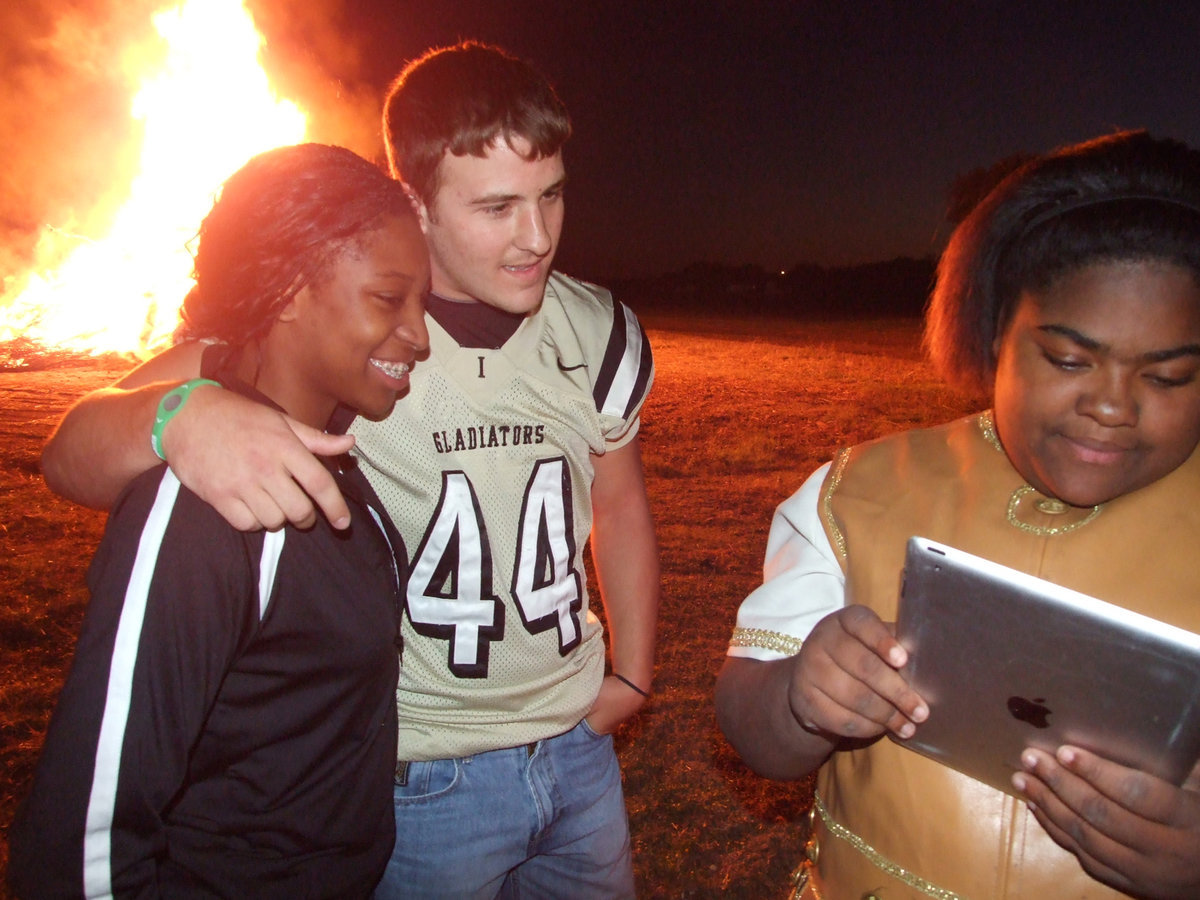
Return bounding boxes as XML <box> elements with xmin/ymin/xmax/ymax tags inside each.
<box><xmin>353</xmin><ymin>273</ymin><xmax>654</xmax><ymax>760</ymax></box>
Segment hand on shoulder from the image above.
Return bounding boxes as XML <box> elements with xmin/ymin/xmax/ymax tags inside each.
<box><xmin>162</xmin><ymin>385</ymin><xmax>354</xmax><ymax>531</ymax></box>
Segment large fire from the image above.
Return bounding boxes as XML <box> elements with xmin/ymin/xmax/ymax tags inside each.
<box><xmin>0</xmin><ymin>0</ymin><xmax>307</xmax><ymax>356</ymax></box>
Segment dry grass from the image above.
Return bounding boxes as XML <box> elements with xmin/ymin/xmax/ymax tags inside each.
<box><xmin>0</xmin><ymin>315</ymin><xmax>982</xmax><ymax>898</ymax></box>
<box><xmin>0</xmin><ymin>361</ymin><xmax>126</xmax><ymax>893</ymax></box>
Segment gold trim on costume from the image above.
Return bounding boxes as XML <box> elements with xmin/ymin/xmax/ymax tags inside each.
<box><xmin>729</xmin><ymin>626</ymin><xmax>803</xmax><ymax>657</ymax></box>
<box><xmin>1005</xmin><ymin>484</ymin><xmax>1103</xmax><ymax>535</ymax></box>
<box><xmin>977</xmin><ymin>409</ymin><xmax>1002</xmax><ymax>450</ymax></box>
<box><xmin>820</xmin><ymin>448</ymin><xmax>852</xmax><ymax>564</ymax></box>
<box><xmin>978</xmin><ymin>410</ymin><xmax>1105</xmax><ymax>536</ymax></box>
<box><xmin>810</xmin><ymin>793</ymin><xmax>966</xmax><ymax>900</ymax></box>
<box><xmin>790</xmin><ymin>815</ymin><xmax>824</xmax><ymax>900</ymax></box>
<box><xmin>789</xmin><ymin>861</ymin><xmax>821</xmax><ymax>900</ymax></box>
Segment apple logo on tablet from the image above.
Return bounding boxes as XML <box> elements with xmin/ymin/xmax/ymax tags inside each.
<box><xmin>1007</xmin><ymin>696</ymin><xmax>1052</xmax><ymax>728</ymax></box>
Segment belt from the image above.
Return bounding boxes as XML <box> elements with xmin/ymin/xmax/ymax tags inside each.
<box><xmin>394</xmin><ymin>741</ymin><xmax>540</xmax><ymax>786</ymax></box>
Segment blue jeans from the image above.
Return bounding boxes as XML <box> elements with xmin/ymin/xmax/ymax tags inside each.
<box><xmin>374</xmin><ymin>719</ymin><xmax>635</xmax><ymax>899</ymax></box>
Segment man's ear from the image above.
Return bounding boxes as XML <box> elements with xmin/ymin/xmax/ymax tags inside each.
<box><xmin>402</xmin><ymin>181</ymin><xmax>433</xmax><ymax>235</ymax></box>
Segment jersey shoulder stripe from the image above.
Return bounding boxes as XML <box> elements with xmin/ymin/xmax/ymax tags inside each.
<box><xmin>593</xmin><ymin>301</ymin><xmax>652</xmax><ymax>420</ymax></box>
<box><xmin>539</xmin><ymin>272</ymin><xmax>654</xmax><ymax>422</ymax></box>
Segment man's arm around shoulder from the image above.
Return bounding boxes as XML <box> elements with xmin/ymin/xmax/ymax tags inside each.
<box><xmin>42</xmin><ymin>342</ymin><xmax>207</xmax><ymax>509</ymax></box>
<box><xmin>41</xmin><ymin>341</ymin><xmax>354</xmax><ymax>530</ymax></box>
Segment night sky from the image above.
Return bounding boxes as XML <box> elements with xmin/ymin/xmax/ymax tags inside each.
<box><xmin>7</xmin><ymin>1</ymin><xmax>1200</xmax><ymax>286</ymax></box>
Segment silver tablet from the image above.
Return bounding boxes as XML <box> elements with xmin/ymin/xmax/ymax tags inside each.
<box><xmin>892</xmin><ymin>536</ymin><xmax>1200</xmax><ymax>795</ymax></box>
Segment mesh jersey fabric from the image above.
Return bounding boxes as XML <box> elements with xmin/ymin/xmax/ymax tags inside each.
<box><xmin>351</xmin><ymin>272</ymin><xmax>654</xmax><ymax>759</ymax></box>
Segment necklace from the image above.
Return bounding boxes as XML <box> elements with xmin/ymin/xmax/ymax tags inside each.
<box><xmin>1005</xmin><ymin>484</ymin><xmax>1103</xmax><ymax>535</ymax></box>
<box><xmin>977</xmin><ymin>412</ymin><xmax>1105</xmax><ymax>536</ymax></box>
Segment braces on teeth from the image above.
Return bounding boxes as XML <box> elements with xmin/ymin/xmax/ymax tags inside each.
<box><xmin>371</xmin><ymin>359</ymin><xmax>411</xmax><ymax>378</ymax></box>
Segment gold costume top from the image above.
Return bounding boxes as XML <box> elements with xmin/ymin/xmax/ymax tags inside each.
<box><xmin>741</xmin><ymin>413</ymin><xmax>1200</xmax><ymax>900</ymax></box>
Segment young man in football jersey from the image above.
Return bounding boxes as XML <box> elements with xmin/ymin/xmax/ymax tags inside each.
<box><xmin>41</xmin><ymin>42</ymin><xmax>658</xmax><ymax>898</ymax></box>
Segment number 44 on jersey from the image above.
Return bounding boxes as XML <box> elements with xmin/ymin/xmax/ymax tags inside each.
<box><xmin>406</xmin><ymin>457</ymin><xmax>584</xmax><ymax>678</ymax></box>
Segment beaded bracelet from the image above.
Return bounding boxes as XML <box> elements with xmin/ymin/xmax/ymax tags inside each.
<box><xmin>613</xmin><ymin>673</ymin><xmax>651</xmax><ymax>699</ymax></box>
<box><xmin>151</xmin><ymin>378</ymin><xmax>221</xmax><ymax>461</ymax></box>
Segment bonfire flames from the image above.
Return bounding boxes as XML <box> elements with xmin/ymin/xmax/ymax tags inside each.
<box><xmin>0</xmin><ymin>0</ymin><xmax>307</xmax><ymax>364</ymax></box>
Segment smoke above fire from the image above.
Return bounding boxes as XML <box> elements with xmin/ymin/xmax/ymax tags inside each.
<box><xmin>0</xmin><ymin>0</ymin><xmax>385</xmax><ymax>355</ymax></box>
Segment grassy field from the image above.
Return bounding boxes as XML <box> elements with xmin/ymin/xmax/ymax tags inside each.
<box><xmin>0</xmin><ymin>313</ymin><xmax>982</xmax><ymax>898</ymax></box>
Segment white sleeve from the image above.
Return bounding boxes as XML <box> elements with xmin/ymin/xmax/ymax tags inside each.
<box><xmin>727</xmin><ymin>462</ymin><xmax>846</xmax><ymax>660</ymax></box>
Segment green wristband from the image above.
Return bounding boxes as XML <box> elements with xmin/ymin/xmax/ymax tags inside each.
<box><xmin>151</xmin><ymin>378</ymin><xmax>221</xmax><ymax>461</ymax></box>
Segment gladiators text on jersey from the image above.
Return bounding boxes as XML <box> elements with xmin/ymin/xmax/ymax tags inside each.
<box><xmin>431</xmin><ymin>423</ymin><xmax>547</xmax><ymax>454</ymax></box>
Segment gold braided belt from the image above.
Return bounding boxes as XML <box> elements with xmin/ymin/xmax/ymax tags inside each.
<box><xmin>729</xmin><ymin>626</ymin><xmax>804</xmax><ymax>656</ymax></box>
<box><xmin>791</xmin><ymin>793</ymin><xmax>966</xmax><ymax>900</ymax></box>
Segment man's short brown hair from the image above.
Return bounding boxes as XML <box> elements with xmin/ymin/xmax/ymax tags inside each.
<box><xmin>383</xmin><ymin>41</ymin><xmax>571</xmax><ymax>204</ymax></box>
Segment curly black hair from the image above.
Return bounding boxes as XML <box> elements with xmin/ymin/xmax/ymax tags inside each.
<box><xmin>178</xmin><ymin>143</ymin><xmax>416</xmax><ymax>346</ymax></box>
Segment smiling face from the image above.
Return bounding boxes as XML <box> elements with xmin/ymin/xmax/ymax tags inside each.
<box><xmin>415</xmin><ymin>135</ymin><xmax>565</xmax><ymax>315</ymax></box>
<box><xmin>991</xmin><ymin>259</ymin><xmax>1200</xmax><ymax>507</ymax></box>
<box><xmin>261</xmin><ymin>213</ymin><xmax>430</xmax><ymax>428</ymax></box>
